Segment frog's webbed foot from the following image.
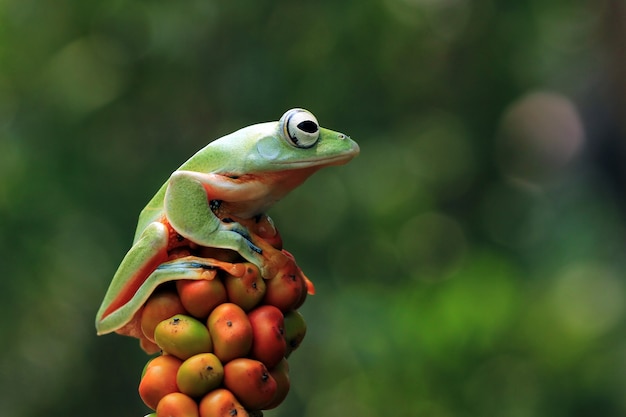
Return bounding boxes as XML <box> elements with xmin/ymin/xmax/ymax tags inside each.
<box><xmin>155</xmin><ymin>256</ymin><xmax>248</xmax><ymax>278</ymax></box>
<box><xmin>213</xmin><ymin>214</ymin><xmax>290</xmax><ymax>279</ymax></box>
<box><xmin>219</xmin><ymin>218</ymin><xmax>263</xmax><ymax>254</ymax></box>
<box><xmin>245</xmin><ymin>231</ymin><xmax>290</xmax><ymax>279</ymax></box>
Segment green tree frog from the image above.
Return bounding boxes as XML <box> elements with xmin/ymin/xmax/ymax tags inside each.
<box><xmin>96</xmin><ymin>108</ymin><xmax>359</xmax><ymax>337</ymax></box>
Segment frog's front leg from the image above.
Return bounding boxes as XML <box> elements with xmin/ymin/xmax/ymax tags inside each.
<box><xmin>164</xmin><ymin>170</ymin><xmax>282</xmax><ymax>277</ymax></box>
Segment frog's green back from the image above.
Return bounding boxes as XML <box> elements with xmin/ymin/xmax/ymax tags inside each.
<box><xmin>131</xmin><ymin>123</ymin><xmax>275</xmax><ymax>242</ymax></box>
<box><xmin>132</xmin><ymin>182</ymin><xmax>167</xmax><ymax>243</ymax></box>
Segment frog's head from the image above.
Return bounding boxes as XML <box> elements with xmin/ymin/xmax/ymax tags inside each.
<box><xmin>267</xmin><ymin>108</ymin><xmax>360</xmax><ymax>168</ymax></box>
<box><xmin>212</xmin><ymin>108</ymin><xmax>360</xmax><ymax>174</ymax></box>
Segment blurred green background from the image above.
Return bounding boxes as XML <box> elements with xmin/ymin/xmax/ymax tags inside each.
<box><xmin>2</xmin><ymin>0</ymin><xmax>626</xmax><ymax>416</ymax></box>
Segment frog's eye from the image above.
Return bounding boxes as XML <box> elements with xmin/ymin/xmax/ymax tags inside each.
<box><xmin>282</xmin><ymin>109</ymin><xmax>320</xmax><ymax>148</ymax></box>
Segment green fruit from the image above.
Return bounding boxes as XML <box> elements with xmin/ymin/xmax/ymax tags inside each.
<box><xmin>283</xmin><ymin>310</ymin><xmax>307</xmax><ymax>357</ymax></box>
<box><xmin>177</xmin><ymin>353</ymin><xmax>224</xmax><ymax>397</ymax></box>
<box><xmin>154</xmin><ymin>314</ymin><xmax>213</xmax><ymax>360</ymax></box>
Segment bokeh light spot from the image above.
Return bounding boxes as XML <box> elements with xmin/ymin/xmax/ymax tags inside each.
<box><xmin>41</xmin><ymin>35</ymin><xmax>129</xmax><ymax>115</ymax></box>
<box><xmin>496</xmin><ymin>91</ymin><xmax>585</xmax><ymax>185</ymax></box>
<box><xmin>550</xmin><ymin>264</ymin><xmax>625</xmax><ymax>339</ymax></box>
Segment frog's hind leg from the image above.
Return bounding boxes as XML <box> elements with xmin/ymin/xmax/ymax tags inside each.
<box><xmin>96</xmin><ymin>221</ymin><xmax>170</xmax><ymax>335</ymax></box>
<box><xmin>102</xmin><ymin>255</ymin><xmax>248</xmax><ymax>339</ymax></box>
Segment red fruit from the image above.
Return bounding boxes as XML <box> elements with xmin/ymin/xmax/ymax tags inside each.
<box><xmin>248</xmin><ymin>305</ymin><xmax>286</xmax><ymax>369</ymax></box>
<box><xmin>252</xmin><ymin>214</ymin><xmax>283</xmax><ymax>250</ymax></box>
<box><xmin>176</xmin><ymin>278</ymin><xmax>228</xmax><ymax>319</ymax></box>
<box><xmin>198</xmin><ymin>388</ymin><xmax>248</xmax><ymax>417</ymax></box>
<box><xmin>196</xmin><ymin>247</ymin><xmax>241</xmax><ymax>263</ymax></box>
<box><xmin>141</xmin><ymin>290</ymin><xmax>187</xmax><ymax>342</ymax></box>
<box><xmin>262</xmin><ymin>265</ymin><xmax>308</xmax><ymax>312</ymax></box>
<box><xmin>223</xmin><ymin>358</ymin><xmax>277</xmax><ymax>411</ymax></box>
<box><xmin>265</xmin><ymin>358</ymin><xmax>290</xmax><ymax>409</ymax></box>
<box><xmin>283</xmin><ymin>249</ymin><xmax>315</xmax><ymax>294</ymax></box>
<box><xmin>207</xmin><ymin>303</ymin><xmax>253</xmax><ymax>363</ymax></box>
<box><xmin>139</xmin><ymin>355</ymin><xmax>182</xmax><ymax>410</ymax></box>
<box><xmin>224</xmin><ymin>263</ymin><xmax>266</xmax><ymax>311</ymax></box>
<box><xmin>156</xmin><ymin>392</ymin><xmax>199</xmax><ymax>417</ymax></box>
<box><xmin>140</xmin><ymin>337</ymin><xmax>161</xmax><ymax>355</ymax></box>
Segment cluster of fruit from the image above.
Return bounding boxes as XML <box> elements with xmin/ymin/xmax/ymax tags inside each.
<box><xmin>136</xmin><ymin>252</ymin><xmax>310</xmax><ymax>417</ymax></box>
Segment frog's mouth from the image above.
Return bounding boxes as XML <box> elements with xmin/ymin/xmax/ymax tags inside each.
<box><xmin>272</xmin><ymin>142</ymin><xmax>360</xmax><ymax>168</ymax></box>
<box><xmin>272</xmin><ymin>154</ymin><xmax>356</xmax><ymax>168</ymax></box>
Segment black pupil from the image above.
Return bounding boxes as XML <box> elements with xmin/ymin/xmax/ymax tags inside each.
<box><xmin>297</xmin><ymin>120</ymin><xmax>318</xmax><ymax>133</ymax></box>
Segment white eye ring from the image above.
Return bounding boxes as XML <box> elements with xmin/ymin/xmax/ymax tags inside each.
<box><xmin>282</xmin><ymin>109</ymin><xmax>320</xmax><ymax>148</ymax></box>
